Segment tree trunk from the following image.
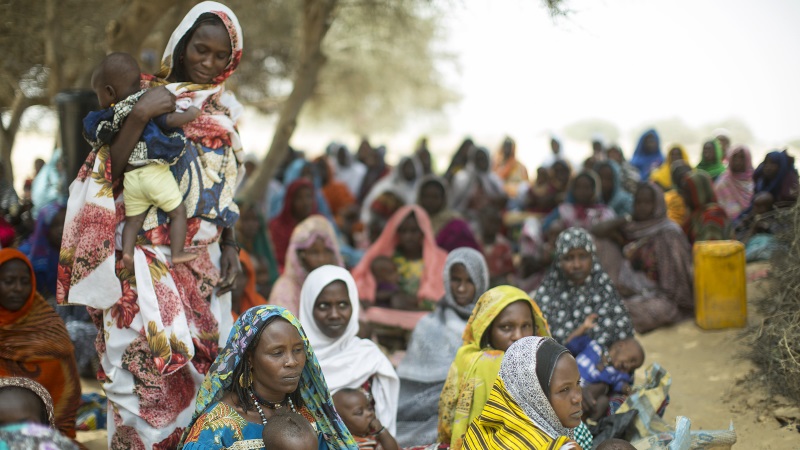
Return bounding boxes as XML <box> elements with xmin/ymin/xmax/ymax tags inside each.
<box><xmin>106</xmin><ymin>0</ymin><xmax>200</xmax><ymax>55</ymax></box>
<box><xmin>238</xmin><ymin>0</ymin><xmax>339</xmax><ymax>206</ymax></box>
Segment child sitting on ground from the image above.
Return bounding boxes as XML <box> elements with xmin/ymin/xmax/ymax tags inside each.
<box><xmin>371</xmin><ymin>256</ymin><xmax>399</xmax><ymax>307</ymax></box>
<box><xmin>566</xmin><ymin>314</ymin><xmax>645</xmax><ymax>420</ymax></box>
<box><xmin>261</xmin><ymin>410</ymin><xmax>318</xmax><ymax>450</ymax></box>
<box><xmin>85</xmin><ymin>52</ymin><xmax>199</xmax><ymax>273</ymax></box>
<box><xmin>333</xmin><ymin>388</ymin><xmax>398</xmax><ymax>450</ymax></box>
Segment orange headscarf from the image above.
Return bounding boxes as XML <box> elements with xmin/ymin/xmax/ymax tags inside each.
<box><xmin>0</xmin><ymin>249</ymin><xmax>81</xmax><ymax>438</ymax></box>
<box><xmin>352</xmin><ymin>205</ymin><xmax>448</xmax><ymax>303</ymax></box>
<box><xmin>234</xmin><ymin>249</ymin><xmax>267</xmax><ymax>316</ymax></box>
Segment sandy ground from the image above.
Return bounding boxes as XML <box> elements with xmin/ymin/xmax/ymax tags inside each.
<box><xmin>76</xmin><ymin>263</ymin><xmax>800</xmax><ymax>449</ymax></box>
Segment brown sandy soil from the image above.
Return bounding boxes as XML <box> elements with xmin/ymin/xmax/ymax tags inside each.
<box><xmin>77</xmin><ymin>264</ymin><xmax>800</xmax><ymax>449</ymax></box>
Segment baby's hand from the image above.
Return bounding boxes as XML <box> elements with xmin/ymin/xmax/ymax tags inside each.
<box><xmin>620</xmin><ymin>382</ymin><xmax>632</xmax><ymax>395</ymax></box>
<box><xmin>581</xmin><ymin>313</ymin><xmax>599</xmax><ymax>332</ymax></box>
<box><xmin>185</xmin><ymin>106</ymin><xmax>201</xmax><ymax>120</ymax></box>
<box><xmin>368</xmin><ymin>417</ymin><xmax>383</xmax><ymax>433</ymax></box>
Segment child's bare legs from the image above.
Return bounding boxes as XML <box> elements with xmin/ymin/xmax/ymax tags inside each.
<box><xmin>122</xmin><ymin>211</ymin><xmax>148</xmax><ymax>273</ymax></box>
<box><xmin>166</xmin><ymin>203</ymin><xmax>197</xmax><ymax>265</ymax></box>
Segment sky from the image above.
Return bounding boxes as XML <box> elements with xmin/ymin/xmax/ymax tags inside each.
<box><xmin>12</xmin><ymin>0</ymin><xmax>800</xmax><ymax>184</ymax></box>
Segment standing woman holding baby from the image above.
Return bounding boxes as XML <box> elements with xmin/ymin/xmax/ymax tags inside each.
<box><xmin>58</xmin><ymin>2</ymin><xmax>245</xmax><ymax>448</ymax></box>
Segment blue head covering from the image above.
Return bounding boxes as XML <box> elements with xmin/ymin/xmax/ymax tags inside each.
<box><xmin>753</xmin><ymin>151</ymin><xmax>791</xmax><ymax>198</ymax></box>
<box><xmin>181</xmin><ymin>305</ymin><xmax>357</xmax><ymax>449</ymax></box>
<box><xmin>18</xmin><ymin>200</ymin><xmax>66</xmax><ymax>299</ymax></box>
<box><xmin>630</xmin><ymin>129</ymin><xmax>663</xmax><ymax>180</ymax></box>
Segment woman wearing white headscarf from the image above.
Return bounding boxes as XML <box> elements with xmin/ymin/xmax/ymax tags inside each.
<box><xmin>299</xmin><ymin>265</ymin><xmax>400</xmax><ymax>434</ymax></box>
<box><xmin>450</xmin><ymin>146</ymin><xmax>506</xmax><ymax>216</ymax></box>
<box><xmin>360</xmin><ymin>156</ymin><xmax>424</xmax><ymax>224</ymax></box>
<box><xmin>395</xmin><ymin>248</ymin><xmax>490</xmax><ymax>447</ymax></box>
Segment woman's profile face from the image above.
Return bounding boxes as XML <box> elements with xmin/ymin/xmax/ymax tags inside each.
<box><xmin>559</xmin><ymin>248</ymin><xmax>592</xmax><ymax>285</ymax></box>
<box><xmin>488</xmin><ymin>301</ymin><xmax>534</xmax><ymax>352</ymax></box>
<box><xmin>182</xmin><ymin>22</ymin><xmax>232</xmax><ymax>84</ymax></box>
<box><xmin>397</xmin><ymin>214</ymin><xmax>423</xmax><ymax>257</ymax></box>
<box><xmin>548</xmin><ymin>354</ymin><xmax>583</xmax><ymax>429</ymax></box>
<box><xmin>313</xmin><ymin>280</ymin><xmax>352</xmax><ymax>339</ymax></box>
<box><xmin>449</xmin><ymin>263</ymin><xmax>475</xmax><ymax>307</ymax></box>
<box><xmin>0</xmin><ymin>260</ymin><xmax>32</xmax><ymax>312</ymax></box>
<box><xmin>297</xmin><ymin>237</ymin><xmax>335</xmax><ymax>272</ymax></box>
<box><xmin>249</xmin><ymin>319</ymin><xmax>306</xmax><ymax>400</ymax></box>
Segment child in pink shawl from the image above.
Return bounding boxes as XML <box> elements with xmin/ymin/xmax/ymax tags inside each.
<box><xmin>352</xmin><ymin>205</ymin><xmax>448</xmax><ymax>330</ymax></box>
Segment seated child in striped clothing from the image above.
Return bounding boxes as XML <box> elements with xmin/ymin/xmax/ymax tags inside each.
<box><xmin>566</xmin><ymin>314</ymin><xmax>645</xmax><ymax>420</ymax></box>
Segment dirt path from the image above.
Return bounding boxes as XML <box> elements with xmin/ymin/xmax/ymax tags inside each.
<box><xmin>635</xmin><ymin>266</ymin><xmax>799</xmax><ymax>450</ymax></box>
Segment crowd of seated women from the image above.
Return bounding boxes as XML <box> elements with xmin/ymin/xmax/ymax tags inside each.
<box><xmin>3</xmin><ymin>126</ymin><xmax>797</xmax><ymax>449</ymax></box>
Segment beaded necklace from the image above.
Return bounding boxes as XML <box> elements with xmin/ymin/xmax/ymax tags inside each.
<box><xmin>247</xmin><ymin>387</ymin><xmax>297</xmax><ymax>425</ymax></box>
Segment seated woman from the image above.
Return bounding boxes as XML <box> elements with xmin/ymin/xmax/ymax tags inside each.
<box><xmin>269</xmin><ymin>215</ymin><xmax>344</xmax><ymax>316</ymax></box>
<box><xmin>616</xmin><ymin>183</ymin><xmax>694</xmax><ymax>333</ymax></box>
<box><xmin>437</xmin><ymin>286</ymin><xmax>550</xmax><ymax>450</ymax></box>
<box><xmin>395</xmin><ymin>248</ymin><xmax>490</xmax><ymax>447</ymax></box>
<box><xmin>352</xmin><ymin>205</ymin><xmax>448</xmax><ymax>330</ymax></box>
<box><xmin>464</xmin><ymin>337</ymin><xmax>584</xmax><ymax>450</ymax></box>
<box><xmin>299</xmin><ymin>265</ymin><xmax>399</xmax><ymax>435</ymax></box>
<box><xmin>664</xmin><ymin>161</ymin><xmax>693</xmax><ymax>226</ymax></box>
<box><xmin>649</xmin><ymin>144</ymin><xmax>688</xmax><ymax>191</ymax></box>
<box><xmin>696</xmin><ymin>139</ymin><xmax>726</xmax><ymax>181</ymax></box>
<box><xmin>606</xmin><ymin>144</ymin><xmax>640</xmax><ymax>194</ymax></box>
<box><xmin>416</xmin><ymin>176</ymin><xmax>462</xmax><ymax>237</ymax></box>
<box><xmin>594</xmin><ymin>160</ymin><xmax>633</xmax><ymax>216</ymax></box>
<box><xmin>679</xmin><ymin>171</ymin><xmax>733</xmax><ymax>243</ymax></box>
<box><xmin>715</xmin><ymin>145</ymin><xmax>754</xmax><ymax>221</ymax></box>
<box><xmin>179</xmin><ymin>305</ymin><xmax>356</xmax><ymax>449</ymax></box>
<box><xmin>0</xmin><ymin>377</ymin><xmax>79</xmax><ymax>450</ymax></box>
<box><xmin>751</xmin><ymin>150</ymin><xmax>799</xmax><ymax>208</ymax></box>
<box><xmin>630</xmin><ymin>129</ymin><xmax>663</xmax><ymax>181</ymax></box>
<box><xmin>542</xmin><ymin>170</ymin><xmax>621</xmax><ymax>281</ymax></box>
<box><xmin>361</xmin><ymin>156</ymin><xmax>424</xmax><ymax>225</ymax></box>
<box><xmin>523</xmin><ymin>160</ymin><xmax>572</xmax><ymax>215</ymax></box>
<box><xmin>451</xmin><ymin>147</ymin><xmax>508</xmax><ymax>220</ymax></box>
<box><xmin>270</xmin><ymin>179</ymin><xmax>318</xmax><ymax>271</ymax></box>
<box><xmin>493</xmin><ymin>137</ymin><xmax>529</xmax><ymax>199</ymax></box>
<box><xmin>0</xmin><ymin>249</ymin><xmax>81</xmax><ymax>439</ymax></box>
<box><xmin>533</xmin><ymin>227</ymin><xmax>634</xmax><ymax>348</ymax></box>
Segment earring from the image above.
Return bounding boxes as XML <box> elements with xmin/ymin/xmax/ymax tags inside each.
<box><xmin>239</xmin><ymin>369</ymin><xmax>251</xmax><ymax>388</ymax></box>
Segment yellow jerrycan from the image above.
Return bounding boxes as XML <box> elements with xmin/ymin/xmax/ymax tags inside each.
<box><xmin>693</xmin><ymin>240</ymin><xmax>747</xmax><ymax>329</ymax></box>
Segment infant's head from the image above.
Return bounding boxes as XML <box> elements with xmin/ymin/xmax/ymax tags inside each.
<box><xmin>752</xmin><ymin>191</ymin><xmax>775</xmax><ymax>216</ymax></box>
<box><xmin>91</xmin><ymin>52</ymin><xmax>142</xmax><ymax>109</ymax></box>
<box><xmin>332</xmin><ymin>388</ymin><xmax>374</xmax><ymax>437</ymax></box>
<box><xmin>261</xmin><ymin>410</ymin><xmax>318</xmax><ymax>450</ymax></box>
<box><xmin>609</xmin><ymin>337</ymin><xmax>645</xmax><ymax>374</ymax></box>
<box><xmin>0</xmin><ymin>378</ymin><xmax>53</xmax><ymax>427</ymax></box>
<box><xmin>370</xmin><ymin>256</ymin><xmax>399</xmax><ymax>285</ymax></box>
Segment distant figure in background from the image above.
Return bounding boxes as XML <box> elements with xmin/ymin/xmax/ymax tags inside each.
<box><xmin>451</xmin><ymin>147</ymin><xmax>506</xmax><ymax>218</ymax></box>
<box><xmin>269</xmin><ymin>179</ymin><xmax>317</xmax><ymax>270</ymax></box>
<box><xmin>649</xmin><ymin>144</ymin><xmax>688</xmax><ymax>191</ymax></box>
<box><xmin>715</xmin><ymin>145</ymin><xmax>754</xmax><ymax>221</ymax></box>
<box><xmin>665</xmin><ymin>161</ymin><xmax>693</xmax><ymax>226</ymax></box>
<box><xmin>328</xmin><ymin>142</ymin><xmax>367</xmax><ymax>199</ymax></box>
<box><xmin>493</xmin><ymin>137</ymin><xmax>528</xmax><ymax>198</ymax></box>
<box><xmin>31</xmin><ymin>149</ymin><xmax>67</xmax><ymax>217</ymax></box>
<box><xmin>606</xmin><ymin>144</ymin><xmax>640</xmax><ymax>194</ymax></box>
<box><xmin>541</xmin><ymin>134</ymin><xmax>564</xmax><ymax>169</ymax></box>
<box><xmin>679</xmin><ymin>171</ymin><xmax>732</xmax><ymax>243</ymax></box>
<box><xmin>712</xmin><ymin>128</ymin><xmax>731</xmax><ymax>160</ymax></box>
<box><xmin>415</xmin><ymin>137</ymin><xmax>434</xmax><ymax>175</ymax></box>
<box><xmin>695</xmin><ymin>139</ymin><xmax>726</xmax><ymax>181</ymax></box>
<box><xmin>595</xmin><ymin>160</ymin><xmax>633</xmax><ymax>216</ymax></box>
<box><xmin>444</xmin><ymin>138</ymin><xmax>474</xmax><ymax>182</ymax></box>
<box><xmin>357</xmin><ymin>140</ymin><xmax>391</xmax><ymax>204</ymax></box>
<box><xmin>751</xmin><ymin>150</ymin><xmax>799</xmax><ymax>208</ymax></box>
<box><xmin>630</xmin><ymin>129</ymin><xmax>663</xmax><ymax>180</ymax></box>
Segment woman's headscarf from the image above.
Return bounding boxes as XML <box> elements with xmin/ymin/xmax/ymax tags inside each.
<box><xmin>18</xmin><ymin>201</ymin><xmax>65</xmax><ymax>299</ymax></box>
<box><xmin>416</xmin><ymin>175</ymin><xmax>461</xmax><ymax>234</ymax></box>
<box><xmin>463</xmin><ymin>337</ymin><xmax>575</xmax><ymax>449</ymax></box>
<box><xmin>594</xmin><ymin>160</ymin><xmax>633</xmax><ymax>216</ymax></box>
<box><xmin>696</xmin><ymin>139</ymin><xmax>726</xmax><ymax>179</ymax></box>
<box><xmin>234</xmin><ymin>250</ymin><xmax>267</xmax><ymax>316</ymax></box>
<box><xmin>450</xmin><ymin>147</ymin><xmax>506</xmax><ymax>213</ymax></box>
<box><xmin>0</xmin><ymin>249</ymin><xmax>81</xmax><ymax>438</ymax></box>
<box><xmin>299</xmin><ymin>265</ymin><xmax>399</xmax><ymax>434</ymax></box>
<box><xmin>282</xmin><ymin>158</ymin><xmax>334</xmax><ymax>221</ymax></box>
<box><xmin>0</xmin><ymin>377</ymin><xmax>55</xmax><ymax>426</ymax></box>
<box><xmin>181</xmin><ymin>305</ymin><xmax>357</xmax><ymax>450</ymax></box>
<box><xmin>650</xmin><ymin>144</ymin><xmax>689</xmax><ymax>190</ymax></box>
<box><xmin>436</xmin><ymin>219</ymin><xmax>482</xmax><ymax>253</ymax></box>
<box><xmin>624</xmin><ymin>182</ymin><xmax>682</xmax><ymax>240</ymax></box>
<box><xmin>438</xmin><ymin>286</ymin><xmax>550</xmax><ymax>450</ymax></box>
<box><xmin>714</xmin><ymin>145</ymin><xmax>754</xmax><ymax>220</ymax></box>
<box><xmin>542</xmin><ymin>171</ymin><xmax>615</xmax><ymax>231</ymax></box>
<box><xmin>630</xmin><ymin>129</ymin><xmax>663</xmax><ymax>180</ymax></box>
<box><xmin>533</xmin><ymin>227</ymin><xmax>634</xmax><ymax>347</ymax></box>
<box><xmin>682</xmin><ymin>171</ymin><xmax>732</xmax><ymax>243</ymax></box>
<box><xmin>326</xmin><ymin>143</ymin><xmax>367</xmax><ymax>199</ymax></box>
<box><xmin>31</xmin><ymin>149</ymin><xmax>66</xmax><ymax>218</ymax></box>
<box><xmin>352</xmin><ymin>205</ymin><xmax>448</xmax><ymax>303</ymax></box>
<box><xmin>360</xmin><ymin>156</ymin><xmax>423</xmax><ymax>223</ymax></box>
<box><xmin>269</xmin><ymin>179</ymin><xmax>318</xmax><ymax>270</ymax></box>
<box><xmin>753</xmin><ymin>151</ymin><xmax>795</xmax><ymax>201</ymax></box>
<box><xmin>268</xmin><ymin>215</ymin><xmax>344</xmax><ymax>316</ymax></box>
<box><xmin>397</xmin><ymin>248</ymin><xmax>490</xmax><ymax>383</ymax></box>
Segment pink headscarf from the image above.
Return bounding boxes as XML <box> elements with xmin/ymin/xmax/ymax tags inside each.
<box><xmin>352</xmin><ymin>205</ymin><xmax>447</xmax><ymax>303</ymax></box>
<box><xmin>714</xmin><ymin>145</ymin><xmax>754</xmax><ymax>220</ymax></box>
